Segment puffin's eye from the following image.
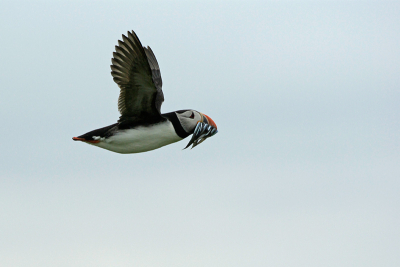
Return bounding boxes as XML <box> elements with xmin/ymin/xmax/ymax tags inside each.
<box><xmin>190</xmin><ymin>112</ymin><xmax>195</xmax><ymax>119</ymax></box>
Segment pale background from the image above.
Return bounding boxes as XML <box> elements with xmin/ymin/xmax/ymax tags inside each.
<box><xmin>0</xmin><ymin>1</ymin><xmax>399</xmax><ymax>266</ymax></box>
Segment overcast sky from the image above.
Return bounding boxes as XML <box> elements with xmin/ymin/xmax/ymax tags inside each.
<box><xmin>0</xmin><ymin>1</ymin><xmax>399</xmax><ymax>266</ymax></box>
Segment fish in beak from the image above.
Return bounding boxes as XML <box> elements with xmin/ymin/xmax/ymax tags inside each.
<box><xmin>184</xmin><ymin>113</ymin><xmax>218</xmax><ymax>149</ymax></box>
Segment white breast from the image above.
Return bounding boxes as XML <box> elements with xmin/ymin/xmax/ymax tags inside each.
<box><xmin>92</xmin><ymin>121</ymin><xmax>182</xmax><ymax>154</ymax></box>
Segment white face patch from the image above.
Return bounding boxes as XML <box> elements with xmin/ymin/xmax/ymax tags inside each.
<box><xmin>176</xmin><ymin>110</ymin><xmax>202</xmax><ymax>133</ymax></box>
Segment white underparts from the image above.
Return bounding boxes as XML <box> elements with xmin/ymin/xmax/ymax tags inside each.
<box><xmin>88</xmin><ymin>120</ymin><xmax>182</xmax><ymax>154</ymax></box>
<box><xmin>92</xmin><ymin>136</ymin><xmax>106</xmax><ymax>141</ymax></box>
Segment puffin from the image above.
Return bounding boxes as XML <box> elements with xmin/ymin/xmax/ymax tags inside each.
<box><xmin>72</xmin><ymin>30</ymin><xmax>218</xmax><ymax>154</ymax></box>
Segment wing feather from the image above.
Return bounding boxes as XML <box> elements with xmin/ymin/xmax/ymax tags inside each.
<box><xmin>111</xmin><ymin>31</ymin><xmax>165</xmax><ymax>124</ymax></box>
<box><xmin>144</xmin><ymin>46</ymin><xmax>163</xmax><ymax>111</ymax></box>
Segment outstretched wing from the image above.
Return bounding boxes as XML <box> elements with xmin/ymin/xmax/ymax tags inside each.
<box><xmin>111</xmin><ymin>31</ymin><xmax>164</xmax><ymax>124</ymax></box>
<box><xmin>144</xmin><ymin>46</ymin><xmax>164</xmax><ymax>113</ymax></box>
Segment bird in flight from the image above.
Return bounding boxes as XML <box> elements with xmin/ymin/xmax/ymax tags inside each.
<box><xmin>72</xmin><ymin>31</ymin><xmax>218</xmax><ymax>154</ymax></box>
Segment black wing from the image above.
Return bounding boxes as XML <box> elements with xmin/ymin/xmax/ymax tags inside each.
<box><xmin>111</xmin><ymin>31</ymin><xmax>164</xmax><ymax>125</ymax></box>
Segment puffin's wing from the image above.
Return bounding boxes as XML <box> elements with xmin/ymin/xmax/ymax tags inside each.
<box><xmin>111</xmin><ymin>31</ymin><xmax>164</xmax><ymax>124</ymax></box>
<box><xmin>144</xmin><ymin>46</ymin><xmax>164</xmax><ymax>113</ymax></box>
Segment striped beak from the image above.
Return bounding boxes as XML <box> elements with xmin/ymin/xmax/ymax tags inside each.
<box><xmin>184</xmin><ymin>113</ymin><xmax>218</xmax><ymax>149</ymax></box>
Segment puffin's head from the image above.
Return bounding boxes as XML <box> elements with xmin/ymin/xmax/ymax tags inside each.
<box><xmin>175</xmin><ymin>110</ymin><xmax>218</xmax><ymax>149</ymax></box>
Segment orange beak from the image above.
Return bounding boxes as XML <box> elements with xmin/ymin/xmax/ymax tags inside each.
<box><xmin>202</xmin><ymin>114</ymin><xmax>217</xmax><ymax>129</ymax></box>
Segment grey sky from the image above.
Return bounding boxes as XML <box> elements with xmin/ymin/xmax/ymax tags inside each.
<box><xmin>0</xmin><ymin>1</ymin><xmax>399</xmax><ymax>266</ymax></box>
